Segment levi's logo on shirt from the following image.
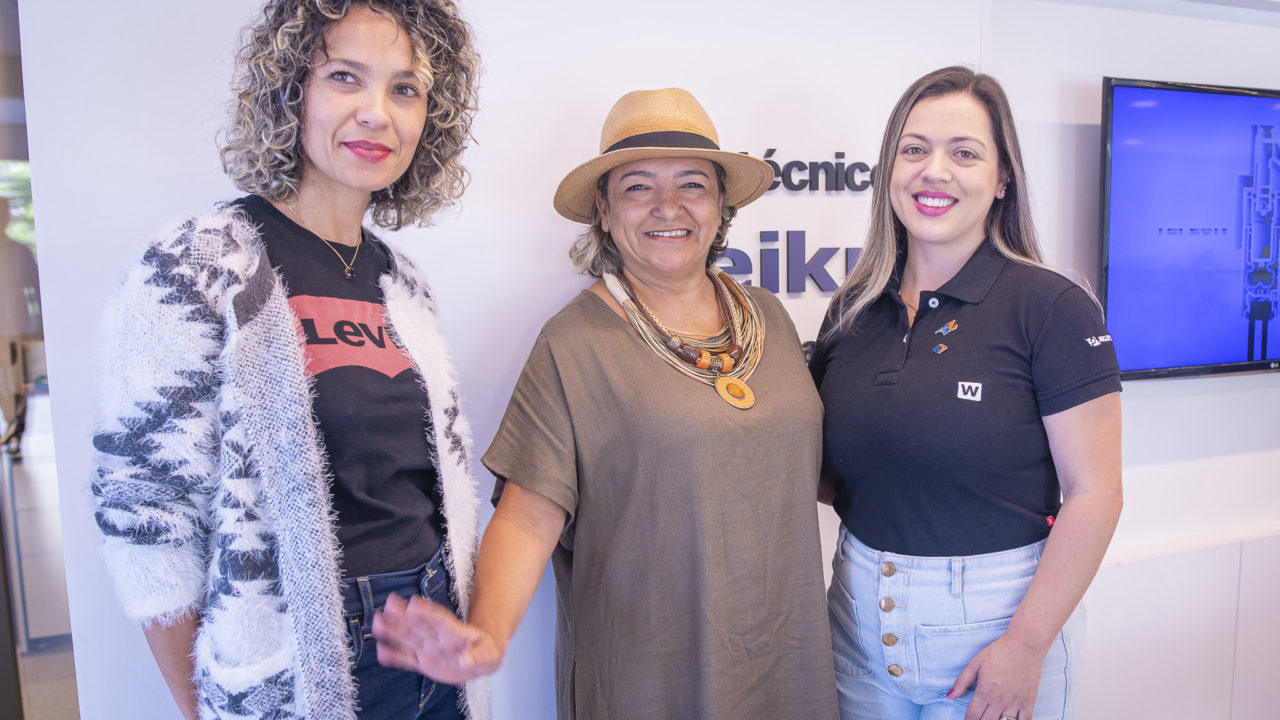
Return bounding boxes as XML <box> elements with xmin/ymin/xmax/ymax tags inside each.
<box><xmin>289</xmin><ymin>295</ymin><xmax>412</xmax><ymax>379</ymax></box>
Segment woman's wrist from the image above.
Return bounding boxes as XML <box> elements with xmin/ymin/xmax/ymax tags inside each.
<box><xmin>1002</xmin><ymin>615</ymin><xmax>1056</xmax><ymax>658</ymax></box>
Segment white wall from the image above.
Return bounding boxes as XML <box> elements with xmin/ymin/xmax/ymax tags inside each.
<box><xmin>18</xmin><ymin>0</ymin><xmax>1280</xmax><ymax>718</ymax></box>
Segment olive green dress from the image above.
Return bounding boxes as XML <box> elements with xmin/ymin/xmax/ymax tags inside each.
<box><xmin>483</xmin><ymin>286</ymin><xmax>838</xmax><ymax>720</ymax></box>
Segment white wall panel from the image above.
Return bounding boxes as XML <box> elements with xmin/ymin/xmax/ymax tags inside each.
<box><xmin>1232</xmin><ymin>535</ymin><xmax>1280</xmax><ymax>720</ymax></box>
<box><xmin>1081</xmin><ymin>543</ymin><xmax>1241</xmax><ymax>720</ymax></box>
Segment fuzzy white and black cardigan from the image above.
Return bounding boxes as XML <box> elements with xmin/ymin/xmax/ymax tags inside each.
<box><xmin>91</xmin><ymin>204</ymin><xmax>489</xmax><ymax>720</ymax></box>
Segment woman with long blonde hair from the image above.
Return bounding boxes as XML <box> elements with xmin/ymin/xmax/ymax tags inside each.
<box><xmin>811</xmin><ymin>66</ymin><xmax>1122</xmax><ymax>720</ymax></box>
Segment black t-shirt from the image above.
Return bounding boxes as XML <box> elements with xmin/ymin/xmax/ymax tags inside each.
<box><xmin>236</xmin><ymin>195</ymin><xmax>442</xmax><ymax>577</ymax></box>
<box><xmin>810</xmin><ymin>240</ymin><xmax>1121</xmax><ymax>557</ymax></box>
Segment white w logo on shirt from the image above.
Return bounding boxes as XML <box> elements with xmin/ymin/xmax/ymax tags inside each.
<box><xmin>957</xmin><ymin>381</ymin><xmax>983</xmax><ymax>401</ymax></box>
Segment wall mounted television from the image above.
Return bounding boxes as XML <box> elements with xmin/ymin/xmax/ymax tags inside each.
<box><xmin>1100</xmin><ymin>76</ymin><xmax>1280</xmax><ymax>380</ymax></box>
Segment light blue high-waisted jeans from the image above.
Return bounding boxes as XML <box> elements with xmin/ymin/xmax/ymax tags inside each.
<box><xmin>829</xmin><ymin>527</ymin><xmax>1084</xmax><ymax>720</ymax></box>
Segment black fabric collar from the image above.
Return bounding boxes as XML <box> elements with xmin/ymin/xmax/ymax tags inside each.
<box><xmin>889</xmin><ymin>238</ymin><xmax>1008</xmax><ymax>306</ymax></box>
<box><xmin>936</xmin><ymin>239</ymin><xmax>1007</xmax><ymax>304</ymax></box>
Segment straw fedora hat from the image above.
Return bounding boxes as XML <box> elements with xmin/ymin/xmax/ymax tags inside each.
<box><xmin>553</xmin><ymin>88</ymin><xmax>774</xmax><ymax>224</ymax></box>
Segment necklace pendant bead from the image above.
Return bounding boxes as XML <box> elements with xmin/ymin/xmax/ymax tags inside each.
<box><xmin>603</xmin><ymin>269</ymin><xmax>762</xmax><ymax>411</ymax></box>
<box><xmin>676</xmin><ymin>345</ymin><xmax>700</xmax><ymax>364</ymax></box>
<box><xmin>344</xmin><ymin>267</ymin><xmax>354</xmax><ymax>280</ymax></box>
<box><xmin>715</xmin><ymin>375</ymin><xmax>755</xmax><ymax>409</ymax></box>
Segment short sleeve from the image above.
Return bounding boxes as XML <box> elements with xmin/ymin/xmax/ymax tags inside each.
<box><xmin>1032</xmin><ymin>285</ymin><xmax>1122</xmax><ymax>416</ymax></box>
<box><xmin>482</xmin><ymin>331</ymin><xmax>580</xmax><ymax>524</ymax></box>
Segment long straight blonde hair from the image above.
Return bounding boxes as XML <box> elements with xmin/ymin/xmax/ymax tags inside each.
<box><xmin>828</xmin><ymin>66</ymin><xmax>1053</xmax><ymax>334</ymax></box>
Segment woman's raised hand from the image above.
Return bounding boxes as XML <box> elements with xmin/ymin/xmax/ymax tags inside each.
<box><xmin>372</xmin><ymin>592</ymin><xmax>505</xmax><ymax>684</ymax></box>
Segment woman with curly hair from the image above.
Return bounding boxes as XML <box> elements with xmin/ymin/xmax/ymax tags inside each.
<box><xmin>89</xmin><ymin>2</ymin><xmax>485</xmax><ymax>719</ymax></box>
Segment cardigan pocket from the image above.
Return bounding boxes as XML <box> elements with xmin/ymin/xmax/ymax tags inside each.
<box><xmin>195</xmin><ymin>600</ymin><xmax>296</xmax><ymax>713</ymax></box>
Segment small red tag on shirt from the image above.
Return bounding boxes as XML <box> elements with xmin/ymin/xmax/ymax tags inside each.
<box><xmin>1046</xmin><ymin>515</ymin><xmax>1056</xmax><ymax>527</ymax></box>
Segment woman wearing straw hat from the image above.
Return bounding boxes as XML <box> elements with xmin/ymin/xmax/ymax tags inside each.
<box><xmin>373</xmin><ymin>88</ymin><xmax>839</xmax><ymax>719</ymax></box>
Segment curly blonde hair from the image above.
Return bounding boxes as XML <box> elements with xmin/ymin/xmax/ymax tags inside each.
<box><xmin>219</xmin><ymin>0</ymin><xmax>479</xmax><ymax>229</ymax></box>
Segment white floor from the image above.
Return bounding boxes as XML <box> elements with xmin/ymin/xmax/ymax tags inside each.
<box><xmin>16</xmin><ymin>636</ymin><xmax>79</xmax><ymax>720</ymax></box>
<box><xmin>4</xmin><ymin>390</ymin><xmax>79</xmax><ymax>719</ymax></box>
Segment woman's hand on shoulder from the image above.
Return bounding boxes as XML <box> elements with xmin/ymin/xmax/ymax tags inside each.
<box><xmin>372</xmin><ymin>592</ymin><xmax>505</xmax><ymax>684</ymax></box>
<box><xmin>948</xmin><ymin>632</ymin><xmax>1048</xmax><ymax>720</ymax></box>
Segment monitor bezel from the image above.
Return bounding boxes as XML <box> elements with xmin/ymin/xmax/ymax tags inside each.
<box><xmin>1098</xmin><ymin>76</ymin><xmax>1280</xmax><ymax>381</ymax></box>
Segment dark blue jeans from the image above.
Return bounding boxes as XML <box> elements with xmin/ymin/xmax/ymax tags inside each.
<box><xmin>340</xmin><ymin>545</ymin><xmax>463</xmax><ymax>719</ymax></box>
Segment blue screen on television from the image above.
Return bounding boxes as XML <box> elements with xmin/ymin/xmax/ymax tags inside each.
<box><xmin>1104</xmin><ymin>82</ymin><xmax>1280</xmax><ymax>375</ymax></box>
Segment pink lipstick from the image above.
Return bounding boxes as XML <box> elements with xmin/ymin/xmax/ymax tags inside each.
<box><xmin>913</xmin><ymin>191</ymin><xmax>956</xmax><ymax>217</ymax></box>
<box><xmin>343</xmin><ymin>140</ymin><xmax>392</xmax><ymax>162</ymax></box>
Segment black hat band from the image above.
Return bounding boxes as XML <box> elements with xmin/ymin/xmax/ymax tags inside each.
<box><xmin>604</xmin><ymin>131</ymin><xmax>720</xmax><ymax>154</ymax></box>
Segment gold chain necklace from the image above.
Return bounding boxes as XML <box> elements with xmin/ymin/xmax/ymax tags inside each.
<box><xmin>286</xmin><ymin>202</ymin><xmax>362</xmax><ymax>280</ymax></box>
<box><xmin>604</xmin><ymin>268</ymin><xmax>765</xmax><ymax>410</ymax></box>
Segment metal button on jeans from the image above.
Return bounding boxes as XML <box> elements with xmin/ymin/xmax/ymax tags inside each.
<box><xmin>887</xmin><ymin>664</ymin><xmax>904</xmax><ymax>677</ymax></box>
<box><xmin>882</xmin><ymin>633</ymin><xmax>898</xmax><ymax>647</ymax></box>
<box><xmin>880</xmin><ymin>561</ymin><xmax>897</xmax><ymax>577</ymax></box>
<box><xmin>879</xmin><ymin>596</ymin><xmax>896</xmax><ymax>612</ymax></box>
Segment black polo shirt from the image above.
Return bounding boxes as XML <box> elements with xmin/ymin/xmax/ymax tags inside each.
<box><xmin>810</xmin><ymin>240</ymin><xmax>1121</xmax><ymax>556</ymax></box>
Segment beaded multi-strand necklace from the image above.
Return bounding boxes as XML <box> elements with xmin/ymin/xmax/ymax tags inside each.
<box><xmin>604</xmin><ymin>267</ymin><xmax>765</xmax><ymax>409</ymax></box>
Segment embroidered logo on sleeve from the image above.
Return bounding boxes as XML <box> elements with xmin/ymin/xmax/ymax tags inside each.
<box><xmin>957</xmin><ymin>381</ymin><xmax>983</xmax><ymax>401</ymax></box>
<box><xmin>1084</xmin><ymin>334</ymin><xmax>1113</xmax><ymax>347</ymax></box>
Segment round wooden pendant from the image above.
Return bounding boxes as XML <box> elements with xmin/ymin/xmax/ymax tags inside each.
<box><xmin>715</xmin><ymin>375</ymin><xmax>755</xmax><ymax>409</ymax></box>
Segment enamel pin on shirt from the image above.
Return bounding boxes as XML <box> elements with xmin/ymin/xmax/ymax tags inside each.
<box><xmin>933</xmin><ymin>320</ymin><xmax>957</xmax><ymax>353</ymax></box>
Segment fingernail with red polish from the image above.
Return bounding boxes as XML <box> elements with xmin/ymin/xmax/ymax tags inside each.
<box><xmin>946</xmin><ymin>690</ymin><xmax>954</xmax><ymax>698</ymax></box>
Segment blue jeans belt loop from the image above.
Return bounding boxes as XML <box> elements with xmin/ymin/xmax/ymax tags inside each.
<box><xmin>422</xmin><ymin>560</ymin><xmax>436</xmax><ymax>596</ymax></box>
<box><xmin>950</xmin><ymin>556</ymin><xmax>963</xmax><ymax>597</ymax></box>
<box><xmin>357</xmin><ymin>576</ymin><xmax>375</xmax><ymax>635</ymax></box>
